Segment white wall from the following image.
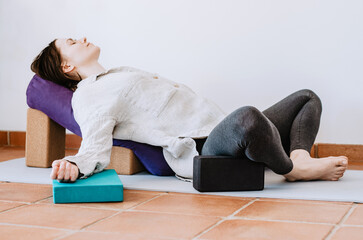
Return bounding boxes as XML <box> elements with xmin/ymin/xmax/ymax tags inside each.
<box><xmin>0</xmin><ymin>0</ymin><xmax>362</xmax><ymax>144</ymax></box>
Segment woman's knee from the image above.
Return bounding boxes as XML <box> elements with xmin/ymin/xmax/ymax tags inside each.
<box><xmin>203</xmin><ymin>106</ymin><xmax>265</xmax><ymax>155</ymax></box>
<box><xmin>229</xmin><ymin>106</ymin><xmax>264</xmax><ymax>133</ymax></box>
<box><xmin>298</xmin><ymin>88</ymin><xmax>318</xmax><ymax>98</ymax></box>
<box><xmin>297</xmin><ymin>89</ymin><xmax>322</xmax><ymax>112</ymax></box>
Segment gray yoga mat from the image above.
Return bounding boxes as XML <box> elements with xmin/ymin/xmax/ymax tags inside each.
<box><xmin>1</xmin><ymin>158</ymin><xmax>362</xmax><ymax>203</ymax></box>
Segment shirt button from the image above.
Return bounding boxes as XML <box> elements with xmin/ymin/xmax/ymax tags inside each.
<box><xmin>174</xmin><ymin>84</ymin><xmax>179</xmax><ymax>88</ymax></box>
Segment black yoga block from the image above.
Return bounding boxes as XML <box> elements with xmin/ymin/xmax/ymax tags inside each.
<box><xmin>193</xmin><ymin>155</ymin><xmax>265</xmax><ymax>192</ymax></box>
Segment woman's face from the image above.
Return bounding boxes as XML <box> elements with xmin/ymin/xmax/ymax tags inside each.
<box><xmin>55</xmin><ymin>37</ymin><xmax>100</xmax><ymax>70</ymax></box>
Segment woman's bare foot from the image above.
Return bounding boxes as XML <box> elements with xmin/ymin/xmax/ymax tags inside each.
<box><xmin>283</xmin><ymin>149</ymin><xmax>348</xmax><ymax>182</ymax></box>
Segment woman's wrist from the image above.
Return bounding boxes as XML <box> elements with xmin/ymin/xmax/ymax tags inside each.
<box><xmin>65</xmin><ymin>160</ymin><xmax>83</xmax><ymax>179</ymax></box>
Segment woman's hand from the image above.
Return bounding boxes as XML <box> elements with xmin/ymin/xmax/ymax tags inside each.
<box><xmin>50</xmin><ymin>159</ymin><xmax>79</xmax><ymax>182</ymax></box>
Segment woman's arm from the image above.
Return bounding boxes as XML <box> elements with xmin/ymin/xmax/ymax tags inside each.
<box><xmin>50</xmin><ymin>115</ymin><xmax>117</xmax><ymax>181</ymax></box>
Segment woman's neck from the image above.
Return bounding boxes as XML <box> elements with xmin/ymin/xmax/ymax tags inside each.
<box><xmin>77</xmin><ymin>61</ymin><xmax>106</xmax><ymax>80</ymax></box>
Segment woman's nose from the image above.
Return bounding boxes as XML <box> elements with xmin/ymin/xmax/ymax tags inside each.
<box><xmin>78</xmin><ymin>37</ymin><xmax>87</xmax><ymax>43</ymax></box>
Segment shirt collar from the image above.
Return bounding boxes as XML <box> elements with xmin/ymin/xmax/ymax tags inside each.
<box><xmin>76</xmin><ymin>67</ymin><xmax>120</xmax><ymax>88</ymax></box>
<box><xmin>76</xmin><ymin>75</ymin><xmax>96</xmax><ymax>88</ymax></box>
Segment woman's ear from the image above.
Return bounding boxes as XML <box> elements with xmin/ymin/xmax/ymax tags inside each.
<box><xmin>62</xmin><ymin>64</ymin><xmax>75</xmax><ymax>74</ymax></box>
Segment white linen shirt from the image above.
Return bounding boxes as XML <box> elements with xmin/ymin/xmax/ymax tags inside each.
<box><xmin>64</xmin><ymin>66</ymin><xmax>227</xmax><ymax>180</ymax></box>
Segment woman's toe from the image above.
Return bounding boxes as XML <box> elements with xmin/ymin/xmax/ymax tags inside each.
<box><xmin>335</xmin><ymin>158</ymin><xmax>348</xmax><ymax>167</ymax></box>
<box><xmin>337</xmin><ymin>166</ymin><xmax>346</xmax><ymax>172</ymax></box>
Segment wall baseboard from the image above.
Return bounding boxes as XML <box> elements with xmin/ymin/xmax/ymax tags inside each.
<box><xmin>315</xmin><ymin>143</ymin><xmax>363</xmax><ymax>162</ymax></box>
<box><xmin>0</xmin><ymin>131</ymin><xmax>8</xmax><ymax>146</ymax></box>
<box><xmin>0</xmin><ymin>130</ymin><xmax>81</xmax><ymax>149</ymax></box>
<box><xmin>0</xmin><ymin>131</ymin><xmax>362</xmax><ymax>162</ymax></box>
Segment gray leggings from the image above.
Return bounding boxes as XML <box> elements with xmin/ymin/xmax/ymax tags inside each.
<box><xmin>196</xmin><ymin>89</ymin><xmax>322</xmax><ymax>175</ymax></box>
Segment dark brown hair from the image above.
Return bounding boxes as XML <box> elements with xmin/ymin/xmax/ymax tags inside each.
<box><xmin>30</xmin><ymin>39</ymin><xmax>79</xmax><ymax>91</ymax></box>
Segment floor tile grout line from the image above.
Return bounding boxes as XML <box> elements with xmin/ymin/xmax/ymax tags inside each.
<box><xmin>256</xmin><ymin>198</ymin><xmax>355</xmax><ymax>206</ymax></box>
<box><xmin>80</xmin><ymin>211</ymin><xmax>125</xmax><ymax>231</ymax></box>
<box><xmin>80</xmin><ymin>193</ymin><xmax>167</xmax><ymax>231</ymax></box>
<box><xmin>53</xmin><ymin>231</ymin><xmax>78</xmax><ymax>240</ymax></box>
<box><xmin>126</xmin><ymin>196</ymin><xmax>259</xmax><ymax>217</ymax></box>
<box><xmin>227</xmin><ymin>198</ymin><xmax>260</xmax><ymax>218</ymax></box>
<box><xmin>34</xmin><ymin>193</ymin><xmax>162</xmax><ymax>210</ymax></box>
<box><xmin>192</xmin><ymin>198</ymin><xmax>258</xmax><ymax>240</ymax></box>
<box><xmin>194</xmin><ymin>195</ymin><xmax>350</xmax><ymax>240</ymax></box>
<box><xmin>167</xmin><ymin>191</ymin><xmax>256</xmax><ymax>200</ymax></box>
<box><xmin>2</xmin><ymin>212</ymin><xmax>183</xmax><ymax>240</ymax></box>
<box><xmin>32</xmin><ymin>196</ymin><xmax>54</xmax><ymax>204</ymax></box>
<box><xmin>0</xmin><ymin>199</ymin><xmax>30</xmax><ymax>204</ymax></box>
<box><xmin>324</xmin><ymin>203</ymin><xmax>358</xmax><ymax>240</ymax></box>
<box><xmin>34</xmin><ymin>201</ymin><xmax>132</xmax><ymax>211</ymax></box>
<box><xmin>127</xmin><ymin>192</ymin><xmax>169</xmax><ymax>210</ymax></box>
<box><xmin>0</xmin><ymin>203</ymin><xmax>30</xmax><ymax>215</ymax></box>
<box><xmin>0</xmin><ymin>199</ymin><xmax>128</xmax><ymax>231</ymax></box>
<box><xmin>33</xmin><ymin>192</ymin><xmax>167</xmax><ymax>212</ymax></box>
<box><xmin>228</xmin><ymin>197</ymin><xmax>353</xmax><ymax>226</ymax></box>
<box><xmin>34</xmin><ymin>191</ymin><xmax>168</xmax><ymax>211</ymax></box>
<box><xmin>341</xmin><ymin>224</ymin><xmax>363</xmax><ymax>227</ymax></box>
<box><xmin>123</xmin><ymin>189</ymin><xmax>169</xmax><ymax>195</ymax></box>
<box><xmin>194</xmin><ymin>213</ymin><xmax>340</xmax><ymax>240</ymax></box>
<box><xmin>0</xmin><ymin>181</ymin><xmax>51</xmax><ymax>187</ymax></box>
<box><xmin>191</xmin><ymin>217</ymin><xmax>226</xmax><ymax>240</ymax></box>
<box><xmin>228</xmin><ymin>216</ymin><xmax>336</xmax><ymax>226</ymax></box>
<box><xmin>0</xmin><ymin>222</ymin><xmax>75</xmax><ymax>232</ymax></box>
<box><xmin>125</xmin><ymin>208</ymin><xmax>247</xmax><ymax>218</ymax></box>
<box><xmin>55</xmin><ymin>228</ymin><xmax>181</xmax><ymax>240</ymax></box>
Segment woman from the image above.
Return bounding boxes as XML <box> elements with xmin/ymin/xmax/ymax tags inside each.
<box><xmin>31</xmin><ymin>37</ymin><xmax>348</xmax><ymax>183</ymax></box>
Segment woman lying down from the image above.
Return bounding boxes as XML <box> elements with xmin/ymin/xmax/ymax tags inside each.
<box><xmin>31</xmin><ymin>37</ymin><xmax>348</xmax><ymax>183</ymax></box>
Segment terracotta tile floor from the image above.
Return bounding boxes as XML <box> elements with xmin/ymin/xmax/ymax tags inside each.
<box><xmin>0</xmin><ymin>146</ymin><xmax>363</xmax><ymax>240</ymax></box>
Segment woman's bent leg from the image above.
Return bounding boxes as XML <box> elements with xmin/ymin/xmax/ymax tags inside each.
<box><xmin>201</xmin><ymin>106</ymin><xmax>293</xmax><ymax>175</ymax></box>
<box><xmin>262</xmin><ymin>89</ymin><xmax>348</xmax><ymax>181</ymax></box>
<box><xmin>262</xmin><ymin>89</ymin><xmax>322</xmax><ymax>154</ymax></box>
<box><xmin>201</xmin><ymin>89</ymin><xmax>348</xmax><ymax>181</ymax></box>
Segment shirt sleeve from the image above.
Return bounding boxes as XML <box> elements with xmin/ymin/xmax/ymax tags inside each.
<box><xmin>63</xmin><ymin>115</ymin><xmax>116</xmax><ymax>179</ymax></box>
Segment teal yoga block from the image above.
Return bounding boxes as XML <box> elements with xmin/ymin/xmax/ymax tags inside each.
<box><xmin>52</xmin><ymin>169</ymin><xmax>123</xmax><ymax>203</ymax></box>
